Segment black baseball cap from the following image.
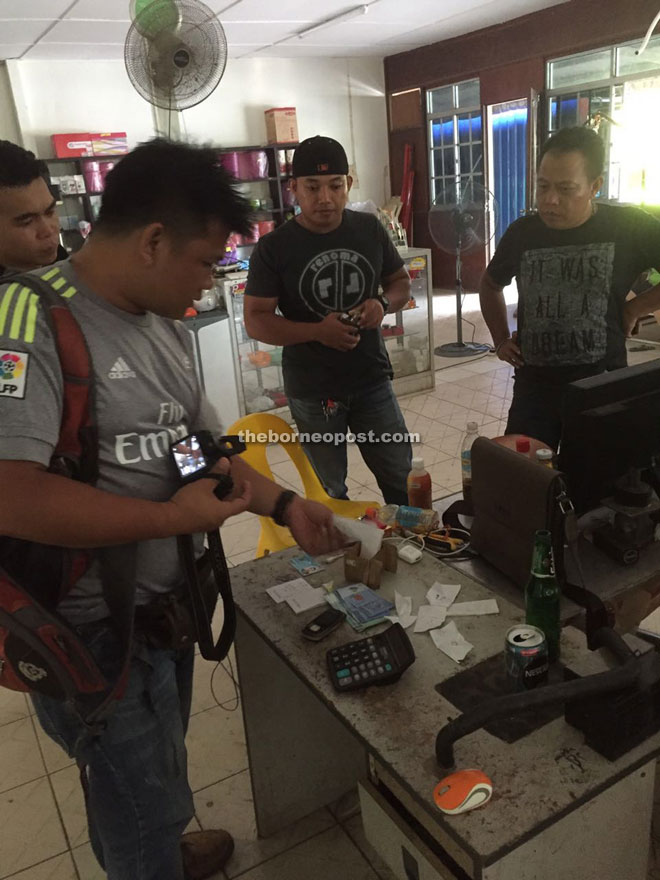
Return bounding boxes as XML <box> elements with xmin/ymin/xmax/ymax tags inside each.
<box><xmin>291</xmin><ymin>136</ymin><xmax>349</xmax><ymax>178</ymax></box>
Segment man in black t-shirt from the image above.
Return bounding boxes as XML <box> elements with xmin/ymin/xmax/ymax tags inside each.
<box><xmin>480</xmin><ymin>127</ymin><xmax>660</xmax><ymax>449</ymax></box>
<box><xmin>245</xmin><ymin>136</ymin><xmax>413</xmax><ymax>504</ymax></box>
<box><xmin>0</xmin><ymin>140</ymin><xmax>66</xmax><ymax>279</ymax></box>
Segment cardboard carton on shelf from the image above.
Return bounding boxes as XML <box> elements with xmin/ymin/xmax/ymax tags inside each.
<box><xmin>51</xmin><ymin>133</ymin><xmax>94</xmax><ymax>158</ymax></box>
<box><xmin>52</xmin><ymin>131</ymin><xmax>128</xmax><ymax>158</ymax></box>
<box><xmin>90</xmin><ymin>132</ymin><xmax>128</xmax><ymax>156</ymax></box>
<box><xmin>265</xmin><ymin>107</ymin><xmax>298</xmax><ymax>144</ymax></box>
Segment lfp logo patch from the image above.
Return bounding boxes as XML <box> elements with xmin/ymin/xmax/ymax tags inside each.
<box><xmin>0</xmin><ymin>350</ymin><xmax>29</xmax><ymax>398</ymax></box>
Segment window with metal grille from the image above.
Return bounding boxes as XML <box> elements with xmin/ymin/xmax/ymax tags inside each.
<box><xmin>427</xmin><ymin>79</ymin><xmax>483</xmax><ymax>205</ymax></box>
<box><xmin>547</xmin><ymin>38</ymin><xmax>660</xmax><ymax>204</ymax></box>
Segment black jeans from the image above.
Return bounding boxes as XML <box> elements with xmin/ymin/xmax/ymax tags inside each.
<box><xmin>505</xmin><ymin>374</ymin><xmax>566</xmax><ymax>450</ymax></box>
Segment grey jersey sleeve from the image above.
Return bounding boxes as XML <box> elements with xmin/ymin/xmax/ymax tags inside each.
<box><xmin>0</xmin><ymin>284</ymin><xmax>63</xmax><ymax>465</ymax></box>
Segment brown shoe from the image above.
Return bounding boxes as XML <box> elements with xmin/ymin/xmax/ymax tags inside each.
<box><xmin>181</xmin><ymin>829</ymin><xmax>234</xmax><ymax>880</ymax></box>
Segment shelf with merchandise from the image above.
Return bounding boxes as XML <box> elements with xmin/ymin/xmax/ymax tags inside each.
<box><xmin>382</xmin><ymin>328</ymin><xmax>428</xmax><ymax>342</ymax></box>
<box><xmin>44</xmin><ymin>155</ymin><xmax>121</xmax><ymax>253</ymax></box>
<box><xmin>240</xmin><ymin>349</ymin><xmax>284</xmax><ymax>372</ymax></box>
<box><xmin>390</xmin><ymin>248</ymin><xmax>435</xmax><ymax>396</ymax></box>
<box><xmin>243</xmin><ymin>379</ymin><xmax>289</xmax><ymax>414</ymax></box>
<box><xmin>217</xmin><ymin>142</ymin><xmax>298</xmax><ymax>242</ymax></box>
<box><xmin>388</xmin><ymin>333</ymin><xmax>432</xmax><ymax>376</ymax></box>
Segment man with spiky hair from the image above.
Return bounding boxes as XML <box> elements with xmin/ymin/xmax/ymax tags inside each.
<box><xmin>0</xmin><ymin>138</ymin><xmax>343</xmax><ymax>880</ymax></box>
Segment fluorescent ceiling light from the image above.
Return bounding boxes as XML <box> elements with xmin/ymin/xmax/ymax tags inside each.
<box><xmin>297</xmin><ymin>4</ymin><xmax>369</xmax><ymax>39</ymax></box>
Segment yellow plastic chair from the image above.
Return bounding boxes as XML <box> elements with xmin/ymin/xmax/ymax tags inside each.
<box><xmin>227</xmin><ymin>413</ymin><xmax>381</xmax><ymax>558</ymax></box>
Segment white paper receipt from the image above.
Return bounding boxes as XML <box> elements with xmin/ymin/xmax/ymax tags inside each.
<box><xmin>447</xmin><ymin>599</ymin><xmax>499</xmax><ymax>616</ymax></box>
<box><xmin>414</xmin><ymin>605</ymin><xmax>448</xmax><ymax>633</ymax></box>
<box><xmin>285</xmin><ymin>588</ymin><xmax>327</xmax><ymax>614</ymax></box>
<box><xmin>431</xmin><ymin>621</ymin><xmax>473</xmax><ymax>662</ymax></box>
<box><xmin>389</xmin><ymin>590</ymin><xmax>416</xmax><ymax>629</ymax></box>
<box><xmin>266</xmin><ymin>578</ymin><xmax>327</xmax><ymax>613</ymax></box>
<box><xmin>266</xmin><ymin>578</ymin><xmax>310</xmax><ymax>603</ymax></box>
<box><xmin>426</xmin><ymin>582</ymin><xmax>461</xmax><ymax>607</ymax></box>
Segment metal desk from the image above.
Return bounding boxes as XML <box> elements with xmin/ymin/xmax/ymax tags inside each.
<box><xmin>434</xmin><ymin>492</ymin><xmax>660</xmax><ymax>632</ymax></box>
<box><xmin>230</xmin><ymin>548</ymin><xmax>660</xmax><ymax>880</ymax></box>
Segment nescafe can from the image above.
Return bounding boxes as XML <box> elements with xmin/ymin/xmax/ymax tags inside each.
<box><xmin>505</xmin><ymin>625</ymin><xmax>549</xmax><ymax>691</ymax></box>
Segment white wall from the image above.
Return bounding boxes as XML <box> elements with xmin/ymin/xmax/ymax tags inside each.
<box><xmin>8</xmin><ymin>60</ymin><xmax>154</xmax><ymax>158</ymax></box>
<box><xmin>8</xmin><ymin>55</ymin><xmax>390</xmax><ymax>204</ymax></box>
<box><xmin>184</xmin><ymin>56</ymin><xmax>390</xmax><ymax>203</ymax></box>
<box><xmin>0</xmin><ymin>62</ymin><xmax>20</xmax><ymax>144</ymax></box>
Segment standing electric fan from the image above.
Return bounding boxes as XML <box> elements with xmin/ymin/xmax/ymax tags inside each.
<box><xmin>428</xmin><ymin>178</ymin><xmax>498</xmax><ymax>357</ymax></box>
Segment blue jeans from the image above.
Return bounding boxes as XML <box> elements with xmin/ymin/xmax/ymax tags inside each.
<box><xmin>32</xmin><ymin>621</ymin><xmax>195</xmax><ymax>880</ymax></box>
<box><xmin>288</xmin><ymin>380</ymin><xmax>412</xmax><ymax>505</ymax></box>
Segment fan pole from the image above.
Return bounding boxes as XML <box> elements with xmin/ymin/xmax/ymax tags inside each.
<box><xmin>434</xmin><ymin>238</ymin><xmax>491</xmax><ymax>358</ymax></box>
<box><xmin>455</xmin><ymin>249</ymin><xmax>464</xmax><ymax>345</ymax></box>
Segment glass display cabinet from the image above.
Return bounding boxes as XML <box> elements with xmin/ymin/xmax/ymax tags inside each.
<box><xmin>224</xmin><ymin>247</ymin><xmax>435</xmax><ymax>417</ymax></box>
<box><xmin>385</xmin><ymin>247</ymin><xmax>435</xmax><ymax>396</ymax></box>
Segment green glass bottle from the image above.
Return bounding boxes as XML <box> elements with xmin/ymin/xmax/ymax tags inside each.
<box><xmin>525</xmin><ymin>529</ymin><xmax>561</xmax><ymax>662</ymax></box>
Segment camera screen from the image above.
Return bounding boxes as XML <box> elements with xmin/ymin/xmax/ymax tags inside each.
<box><xmin>172</xmin><ymin>435</ymin><xmax>208</xmax><ymax>478</ymax></box>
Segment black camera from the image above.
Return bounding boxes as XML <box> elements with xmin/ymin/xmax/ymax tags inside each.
<box><xmin>170</xmin><ymin>431</ymin><xmax>246</xmax><ymax>499</ymax></box>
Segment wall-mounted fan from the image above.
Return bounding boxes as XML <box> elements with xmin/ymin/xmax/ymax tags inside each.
<box><xmin>428</xmin><ymin>178</ymin><xmax>498</xmax><ymax>357</ymax></box>
<box><xmin>125</xmin><ymin>0</ymin><xmax>228</xmax><ymax>129</ymax></box>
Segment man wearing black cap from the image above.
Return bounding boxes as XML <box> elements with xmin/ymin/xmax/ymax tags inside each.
<box><xmin>244</xmin><ymin>135</ymin><xmax>413</xmax><ymax>504</ymax></box>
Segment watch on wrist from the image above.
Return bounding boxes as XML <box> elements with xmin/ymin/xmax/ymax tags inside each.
<box><xmin>271</xmin><ymin>489</ymin><xmax>297</xmax><ymax>527</ymax></box>
<box><xmin>376</xmin><ymin>293</ymin><xmax>390</xmax><ymax>314</ymax></box>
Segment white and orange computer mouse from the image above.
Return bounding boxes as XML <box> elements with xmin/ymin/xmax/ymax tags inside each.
<box><xmin>433</xmin><ymin>769</ymin><xmax>493</xmax><ymax>815</ymax></box>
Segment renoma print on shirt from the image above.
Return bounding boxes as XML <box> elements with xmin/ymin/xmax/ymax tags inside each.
<box><xmin>298</xmin><ymin>249</ymin><xmax>376</xmax><ymax>315</ymax></box>
<box><xmin>519</xmin><ymin>242</ymin><xmax>615</xmax><ymax>367</ymax></box>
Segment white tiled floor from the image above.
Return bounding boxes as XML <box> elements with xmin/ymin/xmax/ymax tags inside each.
<box><xmin>2</xmin><ymin>295</ymin><xmax>660</xmax><ymax>879</ymax></box>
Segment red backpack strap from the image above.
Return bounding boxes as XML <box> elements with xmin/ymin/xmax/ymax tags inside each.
<box><xmin>31</xmin><ymin>270</ymin><xmax>136</xmax><ymax>727</ymax></box>
<box><xmin>10</xmin><ymin>268</ymin><xmax>98</xmax><ymax>483</ymax></box>
<box><xmin>0</xmin><ymin>269</ymin><xmax>132</xmax><ymax>728</ymax></box>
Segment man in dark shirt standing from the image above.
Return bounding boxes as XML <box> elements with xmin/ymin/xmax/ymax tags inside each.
<box><xmin>244</xmin><ymin>135</ymin><xmax>413</xmax><ymax>504</ymax></box>
<box><xmin>0</xmin><ymin>140</ymin><xmax>66</xmax><ymax>279</ymax></box>
<box><xmin>480</xmin><ymin>126</ymin><xmax>660</xmax><ymax>449</ymax></box>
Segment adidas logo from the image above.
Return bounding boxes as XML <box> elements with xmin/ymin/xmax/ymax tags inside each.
<box><xmin>108</xmin><ymin>357</ymin><xmax>136</xmax><ymax>380</ymax></box>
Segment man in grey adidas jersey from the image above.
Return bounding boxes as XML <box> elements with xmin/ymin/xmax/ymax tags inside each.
<box><xmin>0</xmin><ymin>140</ymin><xmax>344</xmax><ymax>880</ymax></box>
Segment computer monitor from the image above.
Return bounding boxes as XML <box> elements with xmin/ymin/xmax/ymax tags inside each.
<box><xmin>558</xmin><ymin>359</ymin><xmax>660</xmax><ymax>513</ymax></box>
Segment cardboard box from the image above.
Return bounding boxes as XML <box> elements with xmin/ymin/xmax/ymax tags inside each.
<box><xmin>91</xmin><ymin>132</ymin><xmax>129</xmax><ymax>156</ymax></box>
<box><xmin>51</xmin><ymin>133</ymin><xmax>94</xmax><ymax>158</ymax></box>
<box><xmin>264</xmin><ymin>107</ymin><xmax>298</xmax><ymax>145</ymax></box>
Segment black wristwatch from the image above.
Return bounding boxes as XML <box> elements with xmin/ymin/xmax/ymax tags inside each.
<box><xmin>376</xmin><ymin>292</ymin><xmax>390</xmax><ymax>314</ymax></box>
<box><xmin>271</xmin><ymin>489</ymin><xmax>297</xmax><ymax>527</ymax></box>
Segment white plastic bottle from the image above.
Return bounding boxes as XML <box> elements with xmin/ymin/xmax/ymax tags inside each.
<box><xmin>460</xmin><ymin>421</ymin><xmax>480</xmax><ymax>504</ymax></box>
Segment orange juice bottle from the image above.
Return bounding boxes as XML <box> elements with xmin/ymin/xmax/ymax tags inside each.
<box><xmin>407</xmin><ymin>457</ymin><xmax>432</xmax><ymax>509</ymax></box>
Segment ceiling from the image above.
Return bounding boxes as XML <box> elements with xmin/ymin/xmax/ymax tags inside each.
<box><xmin>0</xmin><ymin>0</ymin><xmax>569</xmax><ymax>62</ymax></box>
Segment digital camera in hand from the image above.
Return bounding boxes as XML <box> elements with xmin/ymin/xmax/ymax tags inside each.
<box><xmin>170</xmin><ymin>431</ymin><xmax>246</xmax><ymax>499</ymax></box>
